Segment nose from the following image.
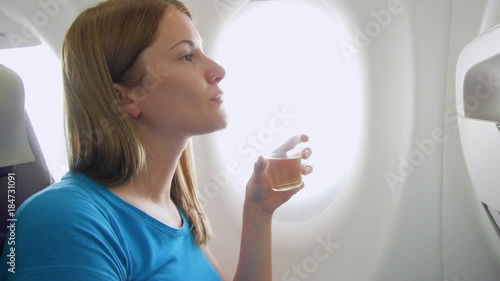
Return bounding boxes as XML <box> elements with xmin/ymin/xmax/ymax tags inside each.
<box><xmin>206</xmin><ymin>58</ymin><xmax>226</xmax><ymax>84</ymax></box>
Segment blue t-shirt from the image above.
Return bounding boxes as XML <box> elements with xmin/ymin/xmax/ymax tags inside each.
<box><xmin>0</xmin><ymin>172</ymin><xmax>222</xmax><ymax>281</ymax></box>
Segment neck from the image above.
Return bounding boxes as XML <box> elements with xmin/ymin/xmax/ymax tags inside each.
<box><xmin>110</xmin><ymin>134</ymin><xmax>189</xmax><ymax>206</ymax></box>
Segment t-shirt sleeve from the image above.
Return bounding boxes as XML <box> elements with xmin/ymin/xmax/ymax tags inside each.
<box><xmin>1</xmin><ymin>188</ymin><xmax>128</xmax><ymax>281</ymax></box>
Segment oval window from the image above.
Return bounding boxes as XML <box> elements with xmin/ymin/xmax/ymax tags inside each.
<box><xmin>213</xmin><ymin>0</ymin><xmax>362</xmax><ymax>221</ymax></box>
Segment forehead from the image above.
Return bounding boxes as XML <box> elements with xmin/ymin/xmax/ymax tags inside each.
<box><xmin>156</xmin><ymin>9</ymin><xmax>202</xmax><ymax>46</ymax></box>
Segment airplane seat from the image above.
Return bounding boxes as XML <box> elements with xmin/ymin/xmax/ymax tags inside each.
<box><xmin>0</xmin><ymin>63</ymin><xmax>54</xmax><ymax>250</ymax></box>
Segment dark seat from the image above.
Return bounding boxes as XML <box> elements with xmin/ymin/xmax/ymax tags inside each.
<box><xmin>0</xmin><ymin>63</ymin><xmax>53</xmax><ymax>249</ymax></box>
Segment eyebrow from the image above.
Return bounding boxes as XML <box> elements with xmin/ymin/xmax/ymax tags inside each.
<box><xmin>169</xmin><ymin>39</ymin><xmax>204</xmax><ymax>51</ymax></box>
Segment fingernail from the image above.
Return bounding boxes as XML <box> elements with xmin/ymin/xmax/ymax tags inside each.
<box><xmin>258</xmin><ymin>156</ymin><xmax>267</xmax><ymax>167</ymax></box>
<box><xmin>301</xmin><ymin>134</ymin><xmax>309</xmax><ymax>142</ymax></box>
<box><xmin>304</xmin><ymin>165</ymin><xmax>313</xmax><ymax>173</ymax></box>
<box><xmin>302</xmin><ymin>148</ymin><xmax>312</xmax><ymax>158</ymax></box>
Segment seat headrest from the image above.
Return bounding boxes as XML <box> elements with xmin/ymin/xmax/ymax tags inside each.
<box><xmin>0</xmin><ymin>63</ymin><xmax>34</xmax><ymax>168</ymax></box>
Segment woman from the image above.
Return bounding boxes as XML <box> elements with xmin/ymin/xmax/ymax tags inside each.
<box><xmin>0</xmin><ymin>0</ymin><xmax>312</xmax><ymax>280</ymax></box>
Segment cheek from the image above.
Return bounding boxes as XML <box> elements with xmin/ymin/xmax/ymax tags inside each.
<box><xmin>163</xmin><ymin>80</ymin><xmax>204</xmax><ymax>105</ymax></box>
<box><xmin>140</xmin><ymin>67</ymin><xmax>206</xmax><ymax>109</ymax></box>
<box><xmin>145</xmin><ymin>90</ymin><xmax>200</xmax><ymax>120</ymax></box>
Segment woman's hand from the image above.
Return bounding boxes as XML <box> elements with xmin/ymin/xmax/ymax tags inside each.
<box><xmin>244</xmin><ymin>134</ymin><xmax>313</xmax><ymax>215</ymax></box>
<box><xmin>236</xmin><ymin>134</ymin><xmax>312</xmax><ymax>280</ymax></box>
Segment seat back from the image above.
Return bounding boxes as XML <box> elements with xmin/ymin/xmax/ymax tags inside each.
<box><xmin>0</xmin><ymin>63</ymin><xmax>53</xmax><ymax>249</ymax></box>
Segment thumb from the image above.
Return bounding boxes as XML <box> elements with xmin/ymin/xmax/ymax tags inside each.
<box><xmin>251</xmin><ymin>156</ymin><xmax>268</xmax><ymax>183</ymax></box>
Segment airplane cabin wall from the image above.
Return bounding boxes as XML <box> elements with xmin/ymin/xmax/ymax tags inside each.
<box><xmin>371</xmin><ymin>0</ymin><xmax>500</xmax><ymax>280</ymax></box>
<box><xmin>1</xmin><ymin>0</ymin><xmax>499</xmax><ymax>280</ymax></box>
<box><xmin>189</xmin><ymin>0</ymin><xmax>418</xmax><ymax>279</ymax></box>
<box><xmin>190</xmin><ymin>0</ymin><xmax>444</xmax><ymax>280</ymax></box>
<box><xmin>441</xmin><ymin>0</ymin><xmax>500</xmax><ymax>280</ymax></box>
<box><xmin>188</xmin><ymin>0</ymin><xmax>500</xmax><ymax>280</ymax></box>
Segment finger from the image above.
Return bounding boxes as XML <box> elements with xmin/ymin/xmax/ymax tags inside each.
<box><xmin>254</xmin><ymin>156</ymin><xmax>268</xmax><ymax>173</ymax></box>
<box><xmin>301</xmin><ymin>164</ymin><xmax>313</xmax><ymax>175</ymax></box>
<box><xmin>301</xmin><ymin>147</ymin><xmax>312</xmax><ymax>159</ymax></box>
<box><xmin>251</xmin><ymin>156</ymin><xmax>268</xmax><ymax>182</ymax></box>
<box><xmin>298</xmin><ymin>134</ymin><xmax>309</xmax><ymax>144</ymax></box>
<box><xmin>273</xmin><ymin>134</ymin><xmax>309</xmax><ymax>155</ymax></box>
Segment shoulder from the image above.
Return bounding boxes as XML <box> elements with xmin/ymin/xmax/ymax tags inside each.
<box><xmin>14</xmin><ymin>172</ymin><xmax>117</xmax><ymax>241</ymax></box>
<box><xmin>3</xmin><ymin>172</ymin><xmax>127</xmax><ymax>280</ymax></box>
<box><xmin>17</xmin><ymin>171</ymin><xmax>107</xmax><ymax>220</ymax></box>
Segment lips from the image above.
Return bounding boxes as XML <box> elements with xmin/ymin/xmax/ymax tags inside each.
<box><xmin>210</xmin><ymin>92</ymin><xmax>223</xmax><ymax>101</ymax></box>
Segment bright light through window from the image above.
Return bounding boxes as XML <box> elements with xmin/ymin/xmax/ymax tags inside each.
<box><xmin>0</xmin><ymin>44</ymin><xmax>67</xmax><ymax>181</ymax></box>
<box><xmin>213</xmin><ymin>0</ymin><xmax>362</xmax><ymax>221</ymax></box>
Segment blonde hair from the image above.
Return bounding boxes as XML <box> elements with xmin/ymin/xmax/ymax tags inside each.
<box><xmin>62</xmin><ymin>0</ymin><xmax>212</xmax><ymax>244</ymax></box>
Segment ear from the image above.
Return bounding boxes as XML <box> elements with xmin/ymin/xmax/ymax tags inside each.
<box><xmin>113</xmin><ymin>83</ymin><xmax>141</xmax><ymax>119</ymax></box>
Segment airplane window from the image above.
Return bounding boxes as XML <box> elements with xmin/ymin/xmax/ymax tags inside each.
<box><xmin>213</xmin><ymin>0</ymin><xmax>362</xmax><ymax>221</ymax></box>
<box><xmin>0</xmin><ymin>44</ymin><xmax>67</xmax><ymax>181</ymax></box>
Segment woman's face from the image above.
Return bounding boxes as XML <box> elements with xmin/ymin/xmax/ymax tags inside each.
<box><xmin>127</xmin><ymin>9</ymin><xmax>227</xmax><ymax>139</ymax></box>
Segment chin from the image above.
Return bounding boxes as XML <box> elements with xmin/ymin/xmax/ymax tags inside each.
<box><xmin>210</xmin><ymin>117</ymin><xmax>229</xmax><ymax>133</ymax></box>
<box><xmin>213</xmin><ymin>110</ymin><xmax>229</xmax><ymax>131</ymax></box>
<box><xmin>194</xmin><ymin>117</ymin><xmax>228</xmax><ymax>136</ymax></box>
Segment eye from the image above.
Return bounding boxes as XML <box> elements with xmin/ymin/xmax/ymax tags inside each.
<box><xmin>181</xmin><ymin>52</ymin><xmax>193</xmax><ymax>62</ymax></box>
